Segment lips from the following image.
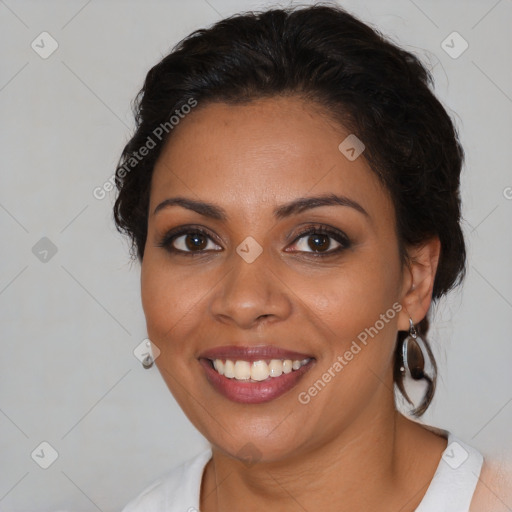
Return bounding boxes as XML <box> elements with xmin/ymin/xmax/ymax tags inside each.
<box><xmin>198</xmin><ymin>345</ymin><xmax>315</xmax><ymax>404</ymax></box>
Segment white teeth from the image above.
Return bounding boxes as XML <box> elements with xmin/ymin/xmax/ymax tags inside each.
<box><xmin>251</xmin><ymin>360</ymin><xmax>270</xmax><ymax>381</ymax></box>
<box><xmin>224</xmin><ymin>360</ymin><xmax>235</xmax><ymax>379</ymax></box>
<box><xmin>211</xmin><ymin>358</ymin><xmax>311</xmax><ymax>381</ymax></box>
<box><xmin>269</xmin><ymin>359</ymin><xmax>283</xmax><ymax>377</ymax></box>
<box><xmin>213</xmin><ymin>359</ymin><xmax>224</xmax><ymax>376</ymax></box>
<box><xmin>234</xmin><ymin>360</ymin><xmax>251</xmax><ymax>380</ymax></box>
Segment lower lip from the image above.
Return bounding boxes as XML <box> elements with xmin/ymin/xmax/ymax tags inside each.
<box><xmin>199</xmin><ymin>359</ymin><xmax>315</xmax><ymax>404</ymax></box>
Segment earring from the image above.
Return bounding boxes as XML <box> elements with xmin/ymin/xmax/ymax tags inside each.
<box><xmin>398</xmin><ymin>316</ymin><xmax>437</xmax><ymax>416</ymax></box>
<box><xmin>139</xmin><ymin>338</ymin><xmax>160</xmax><ymax>370</ymax></box>
<box><xmin>141</xmin><ymin>339</ymin><xmax>155</xmax><ymax>369</ymax></box>
<box><xmin>401</xmin><ymin>317</ymin><xmax>426</xmax><ymax>380</ymax></box>
<box><xmin>142</xmin><ymin>354</ymin><xmax>154</xmax><ymax>369</ymax></box>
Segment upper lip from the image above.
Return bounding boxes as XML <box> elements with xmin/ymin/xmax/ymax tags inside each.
<box><xmin>199</xmin><ymin>345</ymin><xmax>314</xmax><ymax>362</ymax></box>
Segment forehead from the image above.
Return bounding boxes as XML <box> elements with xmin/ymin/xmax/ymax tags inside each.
<box><xmin>149</xmin><ymin>96</ymin><xmax>392</xmax><ymax>221</ymax></box>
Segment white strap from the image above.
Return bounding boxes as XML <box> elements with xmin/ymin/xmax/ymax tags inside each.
<box><xmin>415</xmin><ymin>433</ymin><xmax>484</xmax><ymax>512</ymax></box>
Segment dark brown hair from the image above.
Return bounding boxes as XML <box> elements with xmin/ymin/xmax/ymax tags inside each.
<box><xmin>113</xmin><ymin>4</ymin><xmax>466</xmax><ymax>416</ymax></box>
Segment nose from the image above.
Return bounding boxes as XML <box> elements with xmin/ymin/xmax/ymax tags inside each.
<box><xmin>209</xmin><ymin>248</ymin><xmax>293</xmax><ymax>330</ymax></box>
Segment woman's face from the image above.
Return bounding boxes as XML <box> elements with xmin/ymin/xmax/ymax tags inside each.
<box><xmin>141</xmin><ymin>96</ymin><xmax>412</xmax><ymax>461</ymax></box>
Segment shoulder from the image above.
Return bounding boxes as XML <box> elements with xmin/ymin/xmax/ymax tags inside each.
<box><xmin>470</xmin><ymin>457</ymin><xmax>512</xmax><ymax>512</ymax></box>
<box><xmin>414</xmin><ymin>428</ymin><xmax>484</xmax><ymax>512</ymax></box>
<box><xmin>121</xmin><ymin>448</ymin><xmax>212</xmax><ymax>512</ymax></box>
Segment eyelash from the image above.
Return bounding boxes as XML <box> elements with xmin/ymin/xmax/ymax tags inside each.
<box><xmin>156</xmin><ymin>224</ymin><xmax>351</xmax><ymax>257</ymax></box>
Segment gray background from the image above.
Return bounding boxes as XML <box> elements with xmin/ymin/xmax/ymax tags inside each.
<box><xmin>1</xmin><ymin>0</ymin><xmax>511</xmax><ymax>510</ymax></box>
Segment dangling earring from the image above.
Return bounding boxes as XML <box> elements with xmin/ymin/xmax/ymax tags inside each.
<box><xmin>397</xmin><ymin>315</ymin><xmax>437</xmax><ymax>416</ymax></box>
<box><xmin>142</xmin><ymin>354</ymin><xmax>154</xmax><ymax>369</ymax></box>
<box><xmin>401</xmin><ymin>317</ymin><xmax>426</xmax><ymax>380</ymax></box>
<box><xmin>141</xmin><ymin>338</ymin><xmax>159</xmax><ymax>369</ymax></box>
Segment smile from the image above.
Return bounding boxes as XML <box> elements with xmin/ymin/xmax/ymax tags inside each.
<box><xmin>198</xmin><ymin>345</ymin><xmax>315</xmax><ymax>404</ymax></box>
<box><xmin>210</xmin><ymin>358</ymin><xmax>311</xmax><ymax>381</ymax></box>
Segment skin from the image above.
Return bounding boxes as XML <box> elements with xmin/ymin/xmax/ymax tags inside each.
<box><xmin>140</xmin><ymin>96</ymin><xmax>448</xmax><ymax>511</ymax></box>
<box><xmin>471</xmin><ymin>461</ymin><xmax>512</xmax><ymax>511</ymax></box>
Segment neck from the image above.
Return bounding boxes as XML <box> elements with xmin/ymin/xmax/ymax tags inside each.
<box><xmin>201</xmin><ymin>392</ymin><xmax>425</xmax><ymax>511</ymax></box>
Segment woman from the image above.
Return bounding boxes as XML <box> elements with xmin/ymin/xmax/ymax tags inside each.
<box><xmin>113</xmin><ymin>4</ymin><xmax>508</xmax><ymax>511</ymax></box>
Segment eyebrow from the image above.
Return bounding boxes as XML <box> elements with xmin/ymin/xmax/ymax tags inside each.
<box><xmin>153</xmin><ymin>193</ymin><xmax>369</xmax><ymax>220</ymax></box>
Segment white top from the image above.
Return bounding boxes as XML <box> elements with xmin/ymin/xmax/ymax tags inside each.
<box><xmin>122</xmin><ymin>431</ymin><xmax>483</xmax><ymax>512</ymax></box>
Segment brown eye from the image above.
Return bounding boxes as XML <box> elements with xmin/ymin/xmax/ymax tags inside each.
<box><xmin>157</xmin><ymin>227</ymin><xmax>222</xmax><ymax>254</ymax></box>
<box><xmin>183</xmin><ymin>233</ymin><xmax>208</xmax><ymax>251</ymax></box>
<box><xmin>288</xmin><ymin>225</ymin><xmax>351</xmax><ymax>256</ymax></box>
<box><xmin>305</xmin><ymin>233</ymin><xmax>332</xmax><ymax>252</ymax></box>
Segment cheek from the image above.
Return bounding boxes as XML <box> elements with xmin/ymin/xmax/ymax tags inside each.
<box><xmin>141</xmin><ymin>257</ymin><xmax>184</xmax><ymax>343</ymax></box>
<box><xmin>301</xmin><ymin>251</ymin><xmax>401</xmax><ymax>336</ymax></box>
<box><xmin>294</xmin><ymin>248</ymin><xmax>403</xmax><ymax>410</ymax></box>
<box><xmin>140</xmin><ymin>255</ymin><xmax>218</xmax><ymax>354</ymax></box>
<box><xmin>294</xmin><ymin>262</ymin><xmax>401</xmax><ymax>411</ymax></box>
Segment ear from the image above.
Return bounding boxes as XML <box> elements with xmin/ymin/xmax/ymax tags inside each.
<box><xmin>397</xmin><ymin>236</ymin><xmax>441</xmax><ymax>331</ymax></box>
